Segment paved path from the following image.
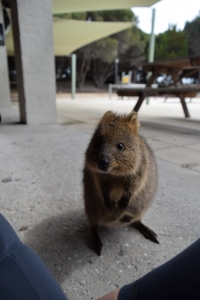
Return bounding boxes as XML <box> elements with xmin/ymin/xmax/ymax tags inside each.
<box><xmin>57</xmin><ymin>95</ymin><xmax>200</xmax><ymax>173</ymax></box>
<box><xmin>0</xmin><ymin>95</ymin><xmax>200</xmax><ymax>299</ymax></box>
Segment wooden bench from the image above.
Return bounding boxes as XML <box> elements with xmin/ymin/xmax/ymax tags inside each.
<box><xmin>117</xmin><ymin>87</ymin><xmax>200</xmax><ymax>118</ymax></box>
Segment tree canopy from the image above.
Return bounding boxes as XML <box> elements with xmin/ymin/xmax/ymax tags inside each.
<box><xmin>86</xmin><ymin>9</ymin><xmax>136</xmax><ymax>22</ymax></box>
<box><xmin>154</xmin><ymin>25</ymin><xmax>188</xmax><ymax>60</ymax></box>
<box><xmin>154</xmin><ymin>15</ymin><xmax>200</xmax><ymax>61</ymax></box>
<box><xmin>184</xmin><ymin>14</ymin><xmax>200</xmax><ymax>56</ymax></box>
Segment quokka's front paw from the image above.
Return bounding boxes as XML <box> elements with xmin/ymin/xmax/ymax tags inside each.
<box><xmin>118</xmin><ymin>196</ymin><xmax>129</xmax><ymax>210</ymax></box>
<box><xmin>104</xmin><ymin>197</ymin><xmax>116</xmax><ymax>210</ymax></box>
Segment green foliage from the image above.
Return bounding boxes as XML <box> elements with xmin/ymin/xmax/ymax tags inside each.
<box><xmin>155</xmin><ymin>25</ymin><xmax>188</xmax><ymax>60</ymax></box>
<box><xmin>54</xmin><ymin>9</ymin><xmax>136</xmax><ymax>22</ymax></box>
<box><xmin>87</xmin><ymin>9</ymin><xmax>136</xmax><ymax>22</ymax></box>
<box><xmin>92</xmin><ymin>37</ymin><xmax>118</xmax><ymax>63</ymax></box>
<box><xmin>184</xmin><ymin>14</ymin><xmax>200</xmax><ymax>55</ymax></box>
<box><xmin>75</xmin><ymin>37</ymin><xmax>118</xmax><ymax>88</ymax></box>
<box><xmin>54</xmin><ymin>12</ymin><xmax>86</xmax><ymax>20</ymax></box>
<box><xmin>184</xmin><ymin>15</ymin><xmax>200</xmax><ymax>39</ymax></box>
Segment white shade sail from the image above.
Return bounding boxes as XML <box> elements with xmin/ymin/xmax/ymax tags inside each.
<box><xmin>6</xmin><ymin>19</ymin><xmax>134</xmax><ymax>56</ymax></box>
<box><xmin>52</xmin><ymin>0</ymin><xmax>160</xmax><ymax>14</ymax></box>
<box><xmin>53</xmin><ymin>19</ymin><xmax>134</xmax><ymax>55</ymax></box>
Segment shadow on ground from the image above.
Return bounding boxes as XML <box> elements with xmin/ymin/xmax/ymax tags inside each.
<box><xmin>24</xmin><ymin>209</ymin><xmax>137</xmax><ymax>284</ymax></box>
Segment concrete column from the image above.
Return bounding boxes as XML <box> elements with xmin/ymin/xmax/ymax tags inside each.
<box><xmin>10</xmin><ymin>0</ymin><xmax>57</xmax><ymax>124</ymax></box>
<box><xmin>0</xmin><ymin>1</ymin><xmax>11</xmax><ymax>108</ymax></box>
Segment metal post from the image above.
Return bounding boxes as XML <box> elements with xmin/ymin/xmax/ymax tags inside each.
<box><xmin>148</xmin><ymin>8</ymin><xmax>156</xmax><ymax>63</ymax></box>
<box><xmin>115</xmin><ymin>58</ymin><xmax>119</xmax><ymax>84</ymax></box>
<box><xmin>71</xmin><ymin>53</ymin><xmax>76</xmax><ymax>99</ymax></box>
<box><xmin>109</xmin><ymin>84</ymin><xmax>112</xmax><ymax>99</ymax></box>
<box><xmin>146</xmin><ymin>8</ymin><xmax>156</xmax><ymax>104</ymax></box>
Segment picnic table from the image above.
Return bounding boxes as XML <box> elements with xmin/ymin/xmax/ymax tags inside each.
<box><xmin>109</xmin><ymin>83</ymin><xmax>146</xmax><ymax>99</ymax></box>
<box><xmin>117</xmin><ymin>56</ymin><xmax>200</xmax><ymax>118</ymax></box>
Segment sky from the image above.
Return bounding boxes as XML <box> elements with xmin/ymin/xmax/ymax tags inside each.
<box><xmin>132</xmin><ymin>0</ymin><xmax>200</xmax><ymax>34</ymax></box>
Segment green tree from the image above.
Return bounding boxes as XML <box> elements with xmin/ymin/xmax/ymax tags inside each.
<box><xmin>116</xmin><ymin>26</ymin><xmax>148</xmax><ymax>72</ymax></box>
<box><xmin>54</xmin><ymin>12</ymin><xmax>86</xmax><ymax>20</ymax></box>
<box><xmin>87</xmin><ymin>9</ymin><xmax>136</xmax><ymax>22</ymax></box>
<box><xmin>155</xmin><ymin>25</ymin><xmax>188</xmax><ymax>60</ymax></box>
<box><xmin>89</xmin><ymin>10</ymin><xmax>147</xmax><ymax>87</ymax></box>
<box><xmin>92</xmin><ymin>37</ymin><xmax>118</xmax><ymax>88</ymax></box>
<box><xmin>184</xmin><ymin>14</ymin><xmax>200</xmax><ymax>55</ymax></box>
<box><xmin>75</xmin><ymin>36</ymin><xmax>118</xmax><ymax>89</ymax></box>
<box><xmin>75</xmin><ymin>43</ymin><xmax>97</xmax><ymax>89</ymax></box>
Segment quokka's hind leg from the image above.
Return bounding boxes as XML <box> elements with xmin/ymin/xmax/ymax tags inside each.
<box><xmin>91</xmin><ymin>225</ymin><xmax>103</xmax><ymax>256</ymax></box>
<box><xmin>131</xmin><ymin>220</ymin><xmax>159</xmax><ymax>244</ymax></box>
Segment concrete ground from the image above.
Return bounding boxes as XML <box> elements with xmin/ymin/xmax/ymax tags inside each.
<box><xmin>0</xmin><ymin>94</ymin><xmax>200</xmax><ymax>299</ymax></box>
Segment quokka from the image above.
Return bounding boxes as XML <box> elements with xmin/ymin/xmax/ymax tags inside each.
<box><xmin>83</xmin><ymin>111</ymin><xmax>158</xmax><ymax>255</ymax></box>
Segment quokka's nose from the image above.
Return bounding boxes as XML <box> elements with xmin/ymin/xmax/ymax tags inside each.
<box><xmin>98</xmin><ymin>157</ymin><xmax>109</xmax><ymax>171</ymax></box>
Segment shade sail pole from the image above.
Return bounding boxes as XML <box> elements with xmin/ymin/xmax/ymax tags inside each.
<box><xmin>146</xmin><ymin>8</ymin><xmax>156</xmax><ymax>105</ymax></box>
<box><xmin>148</xmin><ymin>8</ymin><xmax>156</xmax><ymax>63</ymax></box>
<box><xmin>71</xmin><ymin>53</ymin><xmax>76</xmax><ymax>99</ymax></box>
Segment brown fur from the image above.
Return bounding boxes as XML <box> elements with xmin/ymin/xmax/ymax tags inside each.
<box><xmin>83</xmin><ymin>111</ymin><xmax>158</xmax><ymax>255</ymax></box>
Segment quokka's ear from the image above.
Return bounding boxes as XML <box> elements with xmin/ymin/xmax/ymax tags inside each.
<box><xmin>97</xmin><ymin>111</ymin><xmax>115</xmax><ymax>127</ymax></box>
<box><xmin>101</xmin><ymin>111</ymin><xmax>115</xmax><ymax>121</ymax></box>
<box><xmin>127</xmin><ymin>111</ymin><xmax>140</xmax><ymax>133</ymax></box>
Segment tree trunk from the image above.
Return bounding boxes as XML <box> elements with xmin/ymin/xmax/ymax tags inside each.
<box><xmin>76</xmin><ymin>57</ymin><xmax>91</xmax><ymax>89</ymax></box>
<box><xmin>93</xmin><ymin>59</ymin><xmax>114</xmax><ymax>88</ymax></box>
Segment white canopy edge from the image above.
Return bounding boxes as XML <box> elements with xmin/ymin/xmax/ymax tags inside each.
<box><xmin>52</xmin><ymin>0</ymin><xmax>160</xmax><ymax>14</ymax></box>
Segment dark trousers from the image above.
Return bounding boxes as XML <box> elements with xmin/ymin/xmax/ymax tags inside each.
<box><xmin>119</xmin><ymin>238</ymin><xmax>200</xmax><ymax>300</ymax></box>
<box><xmin>0</xmin><ymin>213</ymin><xmax>67</xmax><ymax>300</ymax></box>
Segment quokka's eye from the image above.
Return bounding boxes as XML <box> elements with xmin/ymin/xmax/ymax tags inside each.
<box><xmin>117</xmin><ymin>143</ymin><xmax>125</xmax><ymax>150</ymax></box>
<box><xmin>96</xmin><ymin>141</ymin><xmax>101</xmax><ymax>148</ymax></box>
<box><xmin>95</xmin><ymin>138</ymin><xmax>102</xmax><ymax>148</ymax></box>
